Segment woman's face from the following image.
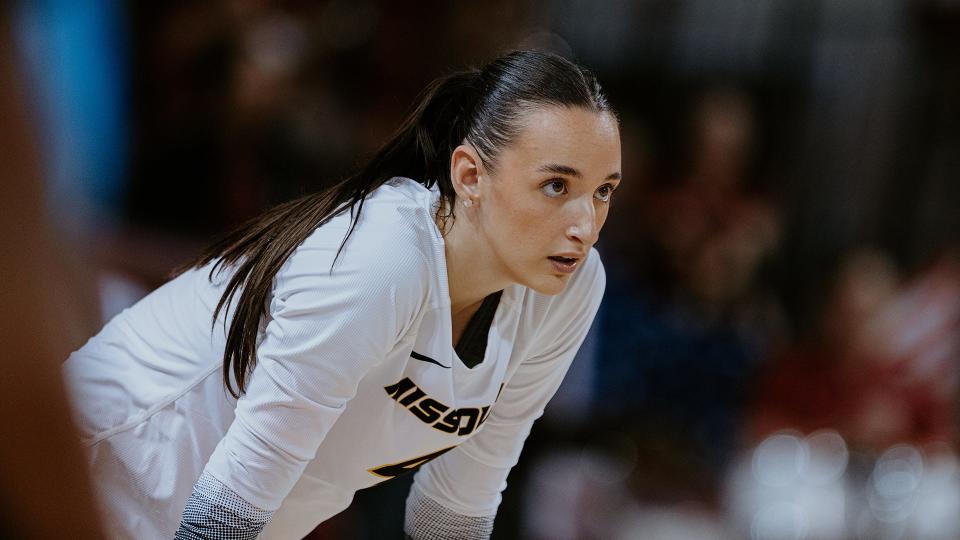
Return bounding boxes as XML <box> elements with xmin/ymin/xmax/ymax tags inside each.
<box><xmin>475</xmin><ymin>105</ymin><xmax>621</xmax><ymax>295</ymax></box>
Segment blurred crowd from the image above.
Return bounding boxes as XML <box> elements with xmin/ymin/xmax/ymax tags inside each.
<box><xmin>5</xmin><ymin>1</ymin><xmax>960</xmax><ymax>539</ymax></box>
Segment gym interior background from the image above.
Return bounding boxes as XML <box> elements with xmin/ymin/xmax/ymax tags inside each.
<box><xmin>7</xmin><ymin>1</ymin><xmax>960</xmax><ymax>538</ymax></box>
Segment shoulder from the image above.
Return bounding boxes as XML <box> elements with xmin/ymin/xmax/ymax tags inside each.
<box><xmin>274</xmin><ymin>178</ymin><xmax>440</xmax><ymax>309</ymax></box>
<box><xmin>302</xmin><ymin>177</ymin><xmax>438</xmax><ymax>263</ymax></box>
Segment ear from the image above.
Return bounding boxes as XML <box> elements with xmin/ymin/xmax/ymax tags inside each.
<box><xmin>450</xmin><ymin>144</ymin><xmax>484</xmax><ymax>201</ymax></box>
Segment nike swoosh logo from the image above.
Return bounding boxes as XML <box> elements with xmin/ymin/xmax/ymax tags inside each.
<box><xmin>410</xmin><ymin>350</ymin><xmax>451</xmax><ymax>369</ymax></box>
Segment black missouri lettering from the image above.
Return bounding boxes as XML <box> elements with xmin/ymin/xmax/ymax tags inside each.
<box><xmin>383</xmin><ymin>377</ymin><xmax>497</xmax><ymax>437</ymax></box>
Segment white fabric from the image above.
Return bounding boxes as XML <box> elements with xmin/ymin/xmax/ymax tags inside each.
<box><xmin>64</xmin><ymin>177</ymin><xmax>605</xmax><ymax>539</ymax></box>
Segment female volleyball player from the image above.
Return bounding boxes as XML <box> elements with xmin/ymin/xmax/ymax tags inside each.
<box><xmin>64</xmin><ymin>50</ymin><xmax>621</xmax><ymax>539</ymax></box>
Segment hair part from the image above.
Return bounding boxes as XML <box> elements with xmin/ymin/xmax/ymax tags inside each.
<box><xmin>179</xmin><ymin>50</ymin><xmax>615</xmax><ymax>398</ymax></box>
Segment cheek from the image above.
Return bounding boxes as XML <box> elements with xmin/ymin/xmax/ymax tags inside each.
<box><xmin>499</xmin><ymin>211</ymin><xmax>543</xmax><ymax>252</ymax></box>
<box><xmin>486</xmin><ymin>195</ymin><xmax>551</xmax><ymax>257</ymax></box>
<box><xmin>487</xmin><ymin>187</ymin><xmax>541</xmax><ymax>234</ymax></box>
<box><xmin>484</xmin><ymin>193</ymin><xmax>522</xmax><ymax>244</ymax></box>
<box><xmin>596</xmin><ymin>205</ymin><xmax>610</xmax><ymax>230</ymax></box>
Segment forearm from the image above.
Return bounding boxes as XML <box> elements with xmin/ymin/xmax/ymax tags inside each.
<box><xmin>175</xmin><ymin>471</ymin><xmax>273</xmax><ymax>540</ymax></box>
<box><xmin>404</xmin><ymin>483</ymin><xmax>495</xmax><ymax>540</ymax></box>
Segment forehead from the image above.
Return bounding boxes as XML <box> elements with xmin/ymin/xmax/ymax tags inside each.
<box><xmin>499</xmin><ymin>105</ymin><xmax>621</xmax><ymax>175</ymax></box>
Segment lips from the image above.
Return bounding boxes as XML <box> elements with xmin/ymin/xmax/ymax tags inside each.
<box><xmin>548</xmin><ymin>255</ymin><xmax>581</xmax><ymax>274</ymax></box>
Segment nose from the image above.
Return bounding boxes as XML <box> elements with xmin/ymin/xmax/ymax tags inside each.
<box><xmin>565</xmin><ymin>197</ymin><xmax>599</xmax><ymax>246</ymax></box>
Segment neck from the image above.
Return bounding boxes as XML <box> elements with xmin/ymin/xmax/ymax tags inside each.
<box><xmin>441</xmin><ymin>209</ymin><xmax>510</xmax><ymax>316</ymax></box>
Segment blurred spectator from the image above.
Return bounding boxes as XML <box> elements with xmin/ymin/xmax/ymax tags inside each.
<box><xmin>642</xmin><ymin>86</ymin><xmax>780</xmax><ymax>325</ymax></box>
<box><xmin>522</xmin><ymin>85</ymin><xmax>782</xmax><ymax>539</ymax></box>
<box><xmin>732</xmin><ymin>249</ymin><xmax>960</xmax><ymax>539</ymax></box>
<box><xmin>751</xmin><ymin>249</ymin><xmax>960</xmax><ymax>451</ymax></box>
<box><xmin>600</xmin><ymin>85</ymin><xmax>781</xmax><ymax>484</ymax></box>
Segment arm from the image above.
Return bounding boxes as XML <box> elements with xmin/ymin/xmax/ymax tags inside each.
<box><xmin>176</xmin><ymin>221</ymin><xmax>427</xmax><ymax>538</ymax></box>
<box><xmin>405</xmin><ymin>253</ymin><xmax>606</xmax><ymax>540</ymax></box>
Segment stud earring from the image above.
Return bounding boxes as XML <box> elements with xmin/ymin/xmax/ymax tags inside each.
<box><xmin>462</xmin><ymin>199</ymin><xmax>473</xmax><ymax>208</ymax></box>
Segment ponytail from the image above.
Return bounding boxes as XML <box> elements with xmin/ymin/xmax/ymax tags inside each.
<box><xmin>180</xmin><ymin>51</ymin><xmax>613</xmax><ymax>398</ymax></box>
<box><xmin>182</xmin><ymin>69</ymin><xmax>482</xmax><ymax>398</ymax></box>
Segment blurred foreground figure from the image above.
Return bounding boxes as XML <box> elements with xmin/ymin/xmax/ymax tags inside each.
<box><xmin>0</xmin><ymin>15</ymin><xmax>104</xmax><ymax>539</ymax></box>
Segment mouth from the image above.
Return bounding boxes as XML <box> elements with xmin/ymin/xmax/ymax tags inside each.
<box><xmin>548</xmin><ymin>255</ymin><xmax>580</xmax><ymax>274</ymax></box>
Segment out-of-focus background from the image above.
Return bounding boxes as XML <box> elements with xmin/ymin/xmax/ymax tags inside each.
<box><xmin>5</xmin><ymin>1</ymin><xmax>960</xmax><ymax>538</ymax></box>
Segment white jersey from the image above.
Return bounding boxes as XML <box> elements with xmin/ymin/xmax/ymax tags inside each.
<box><xmin>64</xmin><ymin>177</ymin><xmax>605</xmax><ymax>539</ymax></box>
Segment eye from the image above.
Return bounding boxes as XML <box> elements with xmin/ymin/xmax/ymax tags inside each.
<box><xmin>594</xmin><ymin>183</ymin><xmax>616</xmax><ymax>203</ymax></box>
<box><xmin>540</xmin><ymin>179</ymin><xmax>567</xmax><ymax>198</ymax></box>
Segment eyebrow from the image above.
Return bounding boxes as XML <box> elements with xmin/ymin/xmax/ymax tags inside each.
<box><xmin>536</xmin><ymin>163</ymin><xmax>621</xmax><ymax>181</ymax></box>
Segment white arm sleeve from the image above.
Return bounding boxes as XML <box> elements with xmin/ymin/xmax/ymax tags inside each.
<box><xmin>406</xmin><ymin>253</ymin><xmax>605</xmax><ymax>538</ymax></box>
<box><xmin>194</xmin><ymin>218</ymin><xmax>427</xmax><ymax>517</ymax></box>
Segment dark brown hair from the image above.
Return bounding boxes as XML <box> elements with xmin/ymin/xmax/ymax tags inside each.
<box><xmin>183</xmin><ymin>50</ymin><xmax>614</xmax><ymax>397</ymax></box>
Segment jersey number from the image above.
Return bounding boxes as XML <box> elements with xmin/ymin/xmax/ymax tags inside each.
<box><xmin>367</xmin><ymin>446</ymin><xmax>457</xmax><ymax>479</ymax></box>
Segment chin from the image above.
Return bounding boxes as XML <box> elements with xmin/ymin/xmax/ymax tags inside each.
<box><xmin>527</xmin><ymin>274</ymin><xmax>571</xmax><ymax>296</ymax></box>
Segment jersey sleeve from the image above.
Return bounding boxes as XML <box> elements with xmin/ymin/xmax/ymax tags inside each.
<box><xmin>405</xmin><ymin>251</ymin><xmax>606</xmax><ymax>539</ymax></box>
<box><xmin>178</xmin><ymin>215</ymin><xmax>428</xmax><ymax>532</ymax></box>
